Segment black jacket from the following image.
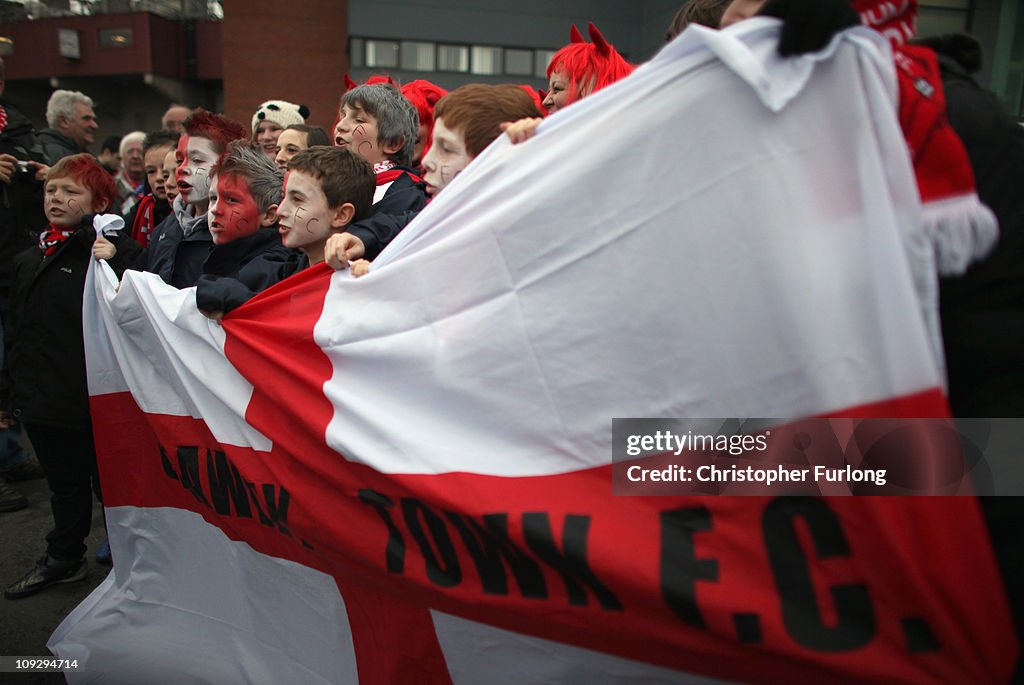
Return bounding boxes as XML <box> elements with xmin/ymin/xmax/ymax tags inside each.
<box><xmin>37</xmin><ymin>128</ymin><xmax>86</xmax><ymax>165</ymax></box>
<box><xmin>144</xmin><ymin>208</ymin><xmax>213</xmax><ymax>289</ymax></box>
<box><xmin>346</xmin><ymin>208</ymin><xmax>421</xmax><ymax>262</ymax></box>
<box><xmin>196</xmin><ymin>241</ymin><xmax>306</xmax><ymax>315</ymax></box>
<box><xmin>1</xmin><ymin>217</ymin><xmax>140</xmax><ymax>427</ymax></box>
<box><xmin>195</xmin><ymin>228</ymin><xmax>296</xmax><ymax>314</ymax></box>
<box><xmin>348</xmin><ymin>169</ymin><xmax>428</xmax><ymax>259</ymax></box>
<box><xmin>0</xmin><ymin>100</ymin><xmax>46</xmax><ymax>294</ymax></box>
<box><xmin>916</xmin><ymin>34</ymin><xmax>1024</xmax><ymax>416</ymax></box>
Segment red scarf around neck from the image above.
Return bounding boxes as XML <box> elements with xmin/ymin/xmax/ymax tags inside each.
<box><xmin>38</xmin><ymin>223</ymin><xmax>78</xmax><ymax>257</ymax></box>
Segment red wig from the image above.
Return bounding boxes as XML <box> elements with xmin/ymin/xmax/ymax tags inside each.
<box><xmin>344</xmin><ymin>73</ymin><xmax>397</xmax><ymax>92</ymax></box>
<box><xmin>401</xmin><ymin>79</ymin><xmax>448</xmax><ymax>159</ymax></box>
<box><xmin>546</xmin><ymin>23</ymin><xmax>634</xmax><ymax>108</ymax></box>
<box><xmin>183</xmin><ymin>109</ymin><xmax>249</xmax><ymax>157</ymax></box>
<box><xmin>517</xmin><ymin>85</ymin><xmax>548</xmax><ymax>116</ymax></box>
<box><xmin>46</xmin><ymin>153</ymin><xmax>116</xmax><ymax>213</ymax></box>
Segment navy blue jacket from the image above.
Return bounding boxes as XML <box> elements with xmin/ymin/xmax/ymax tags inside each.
<box><xmin>195</xmin><ymin>228</ymin><xmax>297</xmax><ymax>314</ymax></box>
<box><xmin>144</xmin><ymin>211</ymin><xmax>213</xmax><ymax>289</ymax></box>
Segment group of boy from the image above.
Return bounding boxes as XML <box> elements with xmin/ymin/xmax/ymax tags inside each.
<box><xmin>0</xmin><ymin>74</ymin><xmax>549</xmax><ymax>598</ymax></box>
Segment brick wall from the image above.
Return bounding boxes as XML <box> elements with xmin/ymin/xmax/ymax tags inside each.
<box><xmin>222</xmin><ymin>0</ymin><xmax>348</xmax><ymax>135</ymax></box>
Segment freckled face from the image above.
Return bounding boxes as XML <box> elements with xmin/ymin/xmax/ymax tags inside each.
<box><xmin>45</xmin><ymin>177</ymin><xmax>96</xmax><ymax>228</ymax></box>
<box><xmin>421</xmin><ymin>117</ymin><xmax>472</xmax><ymax>197</ymax></box>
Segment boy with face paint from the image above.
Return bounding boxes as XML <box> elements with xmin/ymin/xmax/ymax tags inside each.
<box><xmin>2</xmin><ymin>155</ymin><xmax>140</xmax><ymax>598</ymax></box>
<box><xmin>195</xmin><ymin>141</ymin><xmax>293</xmax><ymax>318</ymax></box>
<box><xmin>196</xmin><ymin>146</ymin><xmax>374</xmax><ymax>319</ymax></box>
<box><xmin>325</xmin><ymin>84</ymin><xmax>542</xmax><ymax>274</ymax></box>
<box><xmin>139</xmin><ymin>109</ymin><xmax>248</xmax><ymax>288</ymax></box>
<box><xmin>335</xmin><ymin>83</ymin><xmax>427</xmax><ymax>215</ymax></box>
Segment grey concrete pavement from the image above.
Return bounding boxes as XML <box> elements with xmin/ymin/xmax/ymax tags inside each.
<box><xmin>0</xmin><ymin>475</ymin><xmax>108</xmax><ymax>684</ymax></box>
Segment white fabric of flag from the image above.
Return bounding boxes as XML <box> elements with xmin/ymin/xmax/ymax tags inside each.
<box><xmin>47</xmin><ymin>20</ymin><xmax>970</xmax><ymax>685</ymax></box>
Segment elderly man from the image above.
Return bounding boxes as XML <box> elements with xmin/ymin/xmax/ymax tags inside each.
<box><xmin>161</xmin><ymin>104</ymin><xmax>192</xmax><ymax>133</ymax></box>
<box><xmin>38</xmin><ymin>90</ymin><xmax>98</xmax><ymax>164</ymax></box>
<box><xmin>115</xmin><ymin>130</ymin><xmax>146</xmax><ymax>214</ymax></box>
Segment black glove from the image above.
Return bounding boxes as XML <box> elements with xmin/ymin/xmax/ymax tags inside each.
<box><xmin>758</xmin><ymin>0</ymin><xmax>861</xmax><ymax>57</ymax></box>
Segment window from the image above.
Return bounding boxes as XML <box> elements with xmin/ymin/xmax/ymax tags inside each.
<box><xmin>505</xmin><ymin>48</ymin><xmax>534</xmax><ymax>76</ymax></box>
<box><xmin>401</xmin><ymin>41</ymin><xmax>435</xmax><ymax>71</ymax></box>
<box><xmin>99</xmin><ymin>28</ymin><xmax>133</xmax><ymax>48</ymax></box>
<box><xmin>471</xmin><ymin>46</ymin><xmax>502</xmax><ymax>75</ymax></box>
<box><xmin>348</xmin><ymin>36</ymin><xmax>563</xmax><ymax>79</ymax></box>
<box><xmin>437</xmin><ymin>44</ymin><xmax>469</xmax><ymax>72</ymax></box>
<box><xmin>534</xmin><ymin>49</ymin><xmax>556</xmax><ymax>78</ymax></box>
<box><xmin>349</xmin><ymin>37</ymin><xmax>365</xmax><ymax>68</ymax></box>
<box><xmin>365</xmin><ymin>40</ymin><xmax>399</xmax><ymax>69</ymax></box>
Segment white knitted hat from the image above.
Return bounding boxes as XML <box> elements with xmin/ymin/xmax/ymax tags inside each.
<box><xmin>251</xmin><ymin>100</ymin><xmax>309</xmax><ymax>135</ymax></box>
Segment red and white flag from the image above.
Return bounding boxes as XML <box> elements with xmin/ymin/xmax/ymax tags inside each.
<box><xmin>52</xmin><ymin>22</ymin><xmax>1016</xmax><ymax>685</ymax></box>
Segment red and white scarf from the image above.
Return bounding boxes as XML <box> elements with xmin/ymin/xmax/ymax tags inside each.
<box><xmin>855</xmin><ymin>0</ymin><xmax>997</xmax><ymax>274</ymax></box>
<box><xmin>0</xmin><ymin>105</ymin><xmax>8</xmax><ymax>136</ymax></box>
<box><xmin>39</xmin><ymin>224</ymin><xmax>77</xmax><ymax>257</ymax></box>
<box><xmin>131</xmin><ymin>195</ymin><xmax>158</xmax><ymax>249</ymax></box>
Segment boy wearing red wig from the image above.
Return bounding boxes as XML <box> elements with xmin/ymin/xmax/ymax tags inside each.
<box><xmin>1</xmin><ymin>154</ymin><xmax>139</xmax><ymax>598</ymax></box>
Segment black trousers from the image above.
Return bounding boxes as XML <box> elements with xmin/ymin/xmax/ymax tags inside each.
<box><xmin>24</xmin><ymin>423</ymin><xmax>102</xmax><ymax>562</ymax></box>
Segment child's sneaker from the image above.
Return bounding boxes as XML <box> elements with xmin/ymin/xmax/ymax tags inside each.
<box><xmin>4</xmin><ymin>555</ymin><xmax>87</xmax><ymax>599</ymax></box>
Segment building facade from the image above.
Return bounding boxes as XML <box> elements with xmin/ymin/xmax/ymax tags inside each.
<box><xmin>0</xmin><ymin>0</ymin><xmax>1020</xmax><ymax>144</ymax></box>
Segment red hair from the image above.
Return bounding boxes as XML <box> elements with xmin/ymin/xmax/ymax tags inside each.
<box><xmin>546</xmin><ymin>23</ymin><xmax>634</xmax><ymax>108</ymax></box>
<box><xmin>401</xmin><ymin>79</ymin><xmax>448</xmax><ymax>159</ymax></box>
<box><xmin>46</xmin><ymin>153</ymin><xmax>116</xmax><ymax>213</ymax></box>
<box><xmin>183</xmin><ymin>109</ymin><xmax>249</xmax><ymax>157</ymax></box>
<box><xmin>344</xmin><ymin>73</ymin><xmax>396</xmax><ymax>92</ymax></box>
<box><xmin>517</xmin><ymin>85</ymin><xmax>548</xmax><ymax>116</ymax></box>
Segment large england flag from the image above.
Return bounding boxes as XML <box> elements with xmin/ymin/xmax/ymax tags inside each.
<box><xmin>52</xmin><ymin>20</ymin><xmax>1016</xmax><ymax>685</ymax></box>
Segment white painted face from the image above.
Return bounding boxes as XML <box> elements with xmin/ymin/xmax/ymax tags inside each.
<box><xmin>176</xmin><ymin>135</ymin><xmax>219</xmax><ymax>210</ymax></box>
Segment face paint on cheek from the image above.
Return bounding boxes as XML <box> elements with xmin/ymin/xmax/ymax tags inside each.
<box><xmin>214</xmin><ymin>174</ymin><xmax>261</xmax><ymax>242</ymax></box>
<box><xmin>175</xmin><ymin>135</ymin><xmax>189</xmax><ymax>178</ymax></box>
<box><xmin>186</xmin><ymin>167</ymin><xmax>212</xmax><ymax>205</ymax></box>
<box><xmin>353</xmin><ymin>125</ymin><xmax>374</xmax><ymax>157</ymax></box>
